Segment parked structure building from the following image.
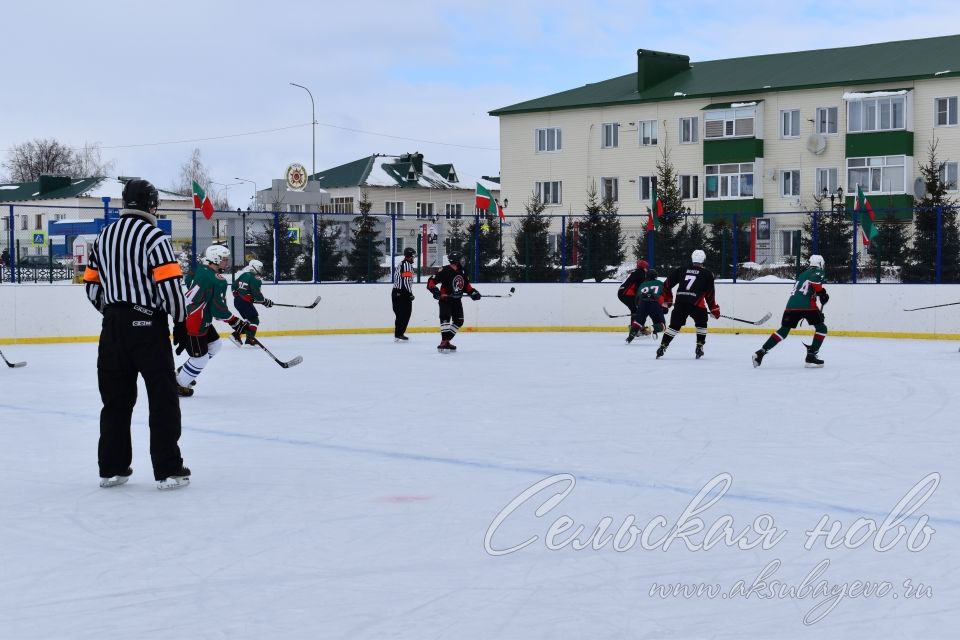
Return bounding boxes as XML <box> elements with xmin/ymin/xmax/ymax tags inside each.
<box><xmin>490</xmin><ymin>35</ymin><xmax>960</xmax><ymax>264</ymax></box>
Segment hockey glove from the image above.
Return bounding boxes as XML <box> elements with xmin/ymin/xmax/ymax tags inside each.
<box><xmin>261</xmin><ymin>298</ymin><xmax>273</xmax><ymax>307</ymax></box>
<box><xmin>172</xmin><ymin>322</ymin><xmax>188</xmax><ymax>355</ymax></box>
<box><xmin>430</xmin><ymin>288</ymin><xmax>441</xmax><ymax>300</ymax></box>
<box><xmin>817</xmin><ymin>289</ymin><xmax>829</xmax><ymax>306</ymax></box>
<box><xmin>226</xmin><ymin>315</ymin><xmax>251</xmax><ymax>335</ymax></box>
<box><xmin>710</xmin><ymin>304</ymin><xmax>721</xmax><ymax>319</ymax></box>
<box><xmin>470</xmin><ymin>290</ymin><xmax>481</xmax><ymax>301</ymax></box>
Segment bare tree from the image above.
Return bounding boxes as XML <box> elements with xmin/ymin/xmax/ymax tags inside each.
<box><xmin>71</xmin><ymin>142</ymin><xmax>115</xmax><ymax>177</ymax></box>
<box><xmin>3</xmin><ymin>138</ymin><xmax>76</xmax><ymax>182</ymax></box>
<box><xmin>174</xmin><ymin>148</ymin><xmax>212</xmax><ymax>196</ymax></box>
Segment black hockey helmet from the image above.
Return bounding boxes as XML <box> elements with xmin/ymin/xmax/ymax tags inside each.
<box><xmin>122</xmin><ymin>179</ymin><xmax>160</xmax><ymax>213</ymax></box>
<box><xmin>448</xmin><ymin>251</ymin><xmax>463</xmax><ymax>265</ymax></box>
<box><xmin>647</xmin><ymin>269</ymin><xmax>658</xmax><ymax>280</ymax></box>
<box><xmin>404</xmin><ymin>247</ymin><xmax>416</xmax><ymax>259</ymax></box>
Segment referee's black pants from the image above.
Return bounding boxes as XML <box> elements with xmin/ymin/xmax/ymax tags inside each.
<box><xmin>98</xmin><ymin>304</ymin><xmax>184</xmax><ymax>481</ymax></box>
<box><xmin>392</xmin><ymin>289</ymin><xmax>413</xmax><ymax>337</ymax></box>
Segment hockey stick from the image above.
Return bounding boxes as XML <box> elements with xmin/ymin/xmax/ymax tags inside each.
<box><xmin>249</xmin><ymin>338</ymin><xmax>302</xmax><ymax>368</ymax></box>
<box><xmin>718</xmin><ymin>312</ymin><xmax>772</xmax><ymax>326</ymax></box>
<box><xmin>903</xmin><ymin>300</ymin><xmax>960</xmax><ymax>311</ymax></box>
<box><xmin>602</xmin><ymin>306</ymin><xmax>632</xmax><ymax>318</ymax></box>
<box><xmin>0</xmin><ymin>348</ymin><xmax>27</xmax><ymax>368</ymax></box>
<box><xmin>267</xmin><ymin>295</ymin><xmax>321</xmax><ymax>309</ymax></box>
<box><xmin>480</xmin><ymin>287</ymin><xmax>516</xmax><ymax>298</ymax></box>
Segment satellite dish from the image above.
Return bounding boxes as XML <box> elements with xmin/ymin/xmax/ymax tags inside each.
<box><xmin>805</xmin><ymin>133</ymin><xmax>827</xmax><ymax>155</ymax></box>
<box><xmin>914</xmin><ymin>177</ymin><xmax>928</xmax><ymax>199</ymax></box>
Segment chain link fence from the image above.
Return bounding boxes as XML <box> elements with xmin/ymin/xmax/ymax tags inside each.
<box><xmin>3</xmin><ymin>203</ymin><xmax>959</xmax><ymax>284</ymax></box>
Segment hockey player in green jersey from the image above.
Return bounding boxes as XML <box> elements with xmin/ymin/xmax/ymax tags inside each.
<box><xmin>232</xmin><ymin>259</ymin><xmax>272</xmax><ymax>345</ymax></box>
<box><xmin>752</xmin><ymin>254</ymin><xmax>829</xmax><ymax>368</ymax></box>
<box><xmin>627</xmin><ymin>270</ymin><xmax>667</xmax><ymax>343</ymax></box>
<box><xmin>172</xmin><ymin>245</ymin><xmax>250</xmax><ymax>394</ymax></box>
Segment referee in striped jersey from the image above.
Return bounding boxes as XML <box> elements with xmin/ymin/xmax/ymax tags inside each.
<box><xmin>391</xmin><ymin>246</ymin><xmax>416</xmax><ymax>341</ymax></box>
<box><xmin>83</xmin><ymin>178</ymin><xmax>191</xmax><ymax>489</ymax></box>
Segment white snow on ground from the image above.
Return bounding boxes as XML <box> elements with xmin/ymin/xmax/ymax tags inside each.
<box><xmin>0</xmin><ymin>333</ymin><xmax>957</xmax><ymax>639</ymax></box>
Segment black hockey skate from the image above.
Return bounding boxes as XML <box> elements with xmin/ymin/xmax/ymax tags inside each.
<box><xmin>752</xmin><ymin>349</ymin><xmax>766</xmax><ymax>368</ymax></box>
<box><xmin>655</xmin><ymin>345</ymin><xmax>666</xmax><ymax>359</ymax></box>
<box><xmin>395</xmin><ymin>335</ymin><xmax>409</xmax><ymax>342</ymax></box>
<box><xmin>157</xmin><ymin>466</ymin><xmax>191</xmax><ymax>490</ymax></box>
<box><xmin>695</xmin><ymin>344</ymin><xmax>704</xmax><ymax>359</ymax></box>
<box><xmin>805</xmin><ymin>352</ymin><xmax>824</xmax><ymax>368</ymax></box>
<box><xmin>437</xmin><ymin>340</ymin><xmax>457</xmax><ymax>353</ymax></box>
<box><xmin>99</xmin><ymin>467</ymin><xmax>133</xmax><ymax>488</ymax></box>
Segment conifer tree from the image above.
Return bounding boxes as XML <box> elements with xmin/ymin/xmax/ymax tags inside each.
<box><xmin>506</xmin><ymin>193</ymin><xmax>558</xmax><ymax>282</ymax></box>
<box><xmin>904</xmin><ymin>139</ymin><xmax>960</xmax><ymax>282</ymax></box>
<box><xmin>344</xmin><ymin>190</ymin><xmax>388</xmax><ymax>282</ymax></box>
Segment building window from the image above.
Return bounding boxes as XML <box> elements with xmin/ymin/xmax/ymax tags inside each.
<box><xmin>287</xmin><ymin>204</ymin><xmax>303</xmax><ymax>213</ymax></box>
<box><xmin>940</xmin><ymin>161</ymin><xmax>959</xmax><ymax>191</ymax></box>
<box><xmin>638</xmin><ymin>176</ymin><xmax>658</xmax><ymax>201</ymax></box>
<box><xmin>639</xmin><ymin>120</ymin><xmax>658</xmax><ymax>146</ymax></box>
<box><xmin>847</xmin><ymin>95</ymin><xmax>906</xmax><ymax>132</ymax></box>
<box><xmin>393</xmin><ymin>237</ymin><xmax>405</xmax><ymax>254</ymax></box>
<box><xmin>935</xmin><ymin>97</ymin><xmax>958</xmax><ymax>127</ymax></box>
<box><xmin>705</xmin><ymin>106</ymin><xmax>755</xmax><ymax>139</ymax></box>
<box><xmin>816</xmin><ymin>107</ymin><xmax>838</xmax><ymax>134</ymax></box>
<box><xmin>781</xmin><ymin>229</ymin><xmax>800</xmax><ymax>260</ymax></box>
<box><xmin>2</xmin><ymin>217</ymin><xmax>7</xmax><ymax>231</ymax></box>
<box><xmin>847</xmin><ymin>156</ymin><xmax>906</xmax><ymax>194</ymax></box>
<box><xmin>780</xmin><ymin>169</ymin><xmax>800</xmax><ymax>197</ymax></box>
<box><xmin>780</xmin><ymin>110</ymin><xmax>800</xmax><ymax>138</ymax></box>
<box><xmin>679</xmin><ymin>116</ymin><xmax>699</xmax><ymax>143</ymax></box>
<box><xmin>416</xmin><ymin>202</ymin><xmax>435</xmax><ymax>220</ymax></box>
<box><xmin>535</xmin><ymin>181</ymin><xmax>562</xmax><ymax>205</ymax></box>
<box><xmin>444</xmin><ymin>203</ymin><xmax>463</xmax><ymax>219</ymax></box>
<box><xmin>35</xmin><ymin>214</ymin><xmax>43</xmax><ymax>229</ymax></box>
<box><xmin>602</xmin><ymin>123</ymin><xmax>619</xmax><ymax>148</ymax></box>
<box><xmin>679</xmin><ymin>175</ymin><xmax>699</xmax><ymax>200</ymax></box>
<box><xmin>535</xmin><ymin>127</ymin><xmax>562</xmax><ymax>152</ymax></box>
<box><xmin>385</xmin><ymin>201</ymin><xmax>405</xmax><ymax>220</ymax></box>
<box><xmin>816</xmin><ymin>168</ymin><xmax>839</xmax><ymax>194</ymax></box>
<box><xmin>600</xmin><ymin>177</ymin><xmax>618</xmax><ymax>202</ymax></box>
<box><xmin>704</xmin><ymin>163</ymin><xmax>755</xmax><ymax>200</ymax></box>
<box><xmin>322</xmin><ymin>197</ymin><xmax>354</xmax><ymax>214</ymax></box>
<box><xmin>20</xmin><ymin>216</ymin><xmax>27</xmax><ymax>231</ymax></box>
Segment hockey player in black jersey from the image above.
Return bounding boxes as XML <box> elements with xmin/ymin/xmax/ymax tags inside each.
<box><xmin>618</xmin><ymin>259</ymin><xmax>650</xmax><ymax>339</ymax></box>
<box><xmin>656</xmin><ymin>249</ymin><xmax>720</xmax><ymax>359</ymax></box>
<box><xmin>427</xmin><ymin>251</ymin><xmax>480</xmax><ymax>352</ymax></box>
<box><xmin>627</xmin><ymin>269</ymin><xmax>667</xmax><ymax>343</ymax></box>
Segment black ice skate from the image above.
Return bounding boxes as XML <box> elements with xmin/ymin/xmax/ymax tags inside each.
<box><xmin>157</xmin><ymin>466</ymin><xmax>191</xmax><ymax>490</ymax></box>
<box><xmin>626</xmin><ymin>322</ymin><xmax>641</xmax><ymax>343</ymax></box>
<box><xmin>437</xmin><ymin>340</ymin><xmax>457</xmax><ymax>353</ymax></box>
<box><xmin>695</xmin><ymin>344</ymin><xmax>704</xmax><ymax>359</ymax></box>
<box><xmin>176</xmin><ymin>383</ymin><xmax>194</xmax><ymax>397</ymax></box>
<box><xmin>752</xmin><ymin>349</ymin><xmax>766</xmax><ymax>368</ymax></box>
<box><xmin>805</xmin><ymin>352</ymin><xmax>824</xmax><ymax>368</ymax></box>
<box><xmin>395</xmin><ymin>335</ymin><xmax>409</xmax><ymax>342</ymax></box>
<box><xmin>656</xmin><ymin>345</ymin><xmax>667</xmax><ymax>359</ymax></box>
<box><xmin>99</xmin><ymin>467</ymin><xmax>133</xmax><ymax>488</ymax></box>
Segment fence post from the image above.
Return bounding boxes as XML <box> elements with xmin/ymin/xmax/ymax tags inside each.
<box><xmin>7</xmin><ymin>205</ymin><xmax>15</xmax><ymax>283</ymax></box>
<box><xmin>272</xmin><ymin>211</ymin><xmax>279</xmax><ymax>284</ymax></box>
<box><xmin>851</xmin><ymin>201</ymin><xmax>858</xmax><ymax>284</ymax></box>
<box><xmin>472</xmin><ymin>210</ymin><xmax>480</xmax><ymax>282</ymax></box>
<box><xmin>560</xmin><ymin>215</ymin><xmax>567</xmax><ymax>283</ymax></box>
<box><xmin>389</xmin><ymin>212</ymin><xmax>396</xmax><ymax>286</ymax></box>
<box><xmin>732</xmin><ymin>213</ymin><xmax>738</xmax><ymax>283</ymax></box>
<box><xmin>935</xmin><ymin>205</ymin><xmax>943</xmax><ymax>284</ymax></box>
<box><xmin>313</xmin><ymin>212</ymin><xmax>320</xmax><ymax>283</ymax></box>
<box><xmin>812</xmin><ymin>209</ymin><xmax>819</xmax><ymax>255</ymax></box>
<box><xmin>191</xmin><ymin>210</ymin><xmax>198</xmax><ymax>273</ymax></box>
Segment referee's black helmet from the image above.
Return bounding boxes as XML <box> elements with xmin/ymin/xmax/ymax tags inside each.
<box><xmin>122</xmin><ymin>179</ymin><xmax>160</xmax><ymax>213</ymax></box>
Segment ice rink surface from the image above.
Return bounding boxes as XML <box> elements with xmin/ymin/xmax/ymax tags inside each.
<box><xmin>0</xmin><ymin>331</ymin><xmax>957</xmax><ymax>639</ymax></box>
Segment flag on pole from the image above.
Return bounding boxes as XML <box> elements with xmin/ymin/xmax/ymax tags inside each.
<box><xmin>192</xmin><ymin>181</ymin><xmax>215</xmax><ymax>220</ymax></box>
<box><xmin>855</xmin><ymin>185</ymin><xmax>878</xmax><ymax>246</ymax></box>
<box><xmin>646</xmin><ymin>184</ymin><xmax>664</xmax><ymax>231</ymax></box>
<box><xmin>475</xmin><ymin>182</ymin><xmax>504</xmax><ymax>219</ymax></box>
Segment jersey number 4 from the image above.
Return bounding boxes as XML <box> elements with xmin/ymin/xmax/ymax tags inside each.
<box><xmin>792</xmin><ymin>280</ymin><xmax>811</xmax><ymax>296</ymax></box>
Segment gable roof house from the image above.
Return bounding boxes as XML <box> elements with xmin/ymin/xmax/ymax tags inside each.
<box><xmin>304</xmin><ymin>153</ymin><xmax>500</xmax><ymax>266</ymax></box>
<box><xmin>490</xmin><ymin>34</ymin><xmax>960</xmax><ymax>263</ymax></box>
<box><xmin>0</xmin><ymin>176</ymin><xmax>193</xmax><ymax>261</ymax></box>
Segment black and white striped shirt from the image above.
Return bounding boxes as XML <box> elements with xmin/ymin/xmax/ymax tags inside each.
<box><xmin>393</xmin><ymin>257</ymin><xmax>414</xmax><ymax>294</ymax></box>
<box><xmin>84</xmin><ymin>210</ymin><xmax>186</xmax><ymax>321</ymax></box>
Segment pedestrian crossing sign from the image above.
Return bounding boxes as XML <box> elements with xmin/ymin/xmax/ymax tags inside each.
<box><xmin>32</xmin><ymin>232</ymin><xmax>47</xmax><ymax>246</ymax></box>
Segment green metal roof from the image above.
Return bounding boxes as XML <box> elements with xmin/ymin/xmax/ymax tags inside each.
<box><xmin>0</xmin><ymin>176</ymin><xmax>103</xmax><ymax>202</ymax></box>
<box><xmin>490</xmin><ymin>34</ymin><xmax>960</xmax><ymax>116</ymax></box>
<box><xmin>309</xmin><ymin>154</ymin><xmax>466</xmax><ymax>189</ymax></box>
<box><xmin>701</xmin><ymin>100</ymin><xmax>764</xmax><ymax>110</ymax></box>
<box><xmin>309</xmin><ymin>156</ymin><xmax>376</xmax><ymax>189</ymax></box>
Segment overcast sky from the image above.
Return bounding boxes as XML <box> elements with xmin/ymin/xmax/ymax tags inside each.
<box><xmin>1</xmin><ymin>1</ymin><xmax>957</xmax><ymax>207</ymax></box>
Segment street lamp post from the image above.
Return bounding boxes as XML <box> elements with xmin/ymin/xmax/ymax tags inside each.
<box><xmin>235</xmin><ymin>177</ymin><xmax>258</xmax><ymax>211</ymax></box>
<box><xmin>290</xmin><ymin>82</ymin><xmax>316</xmax><ymax>178</ymax></box>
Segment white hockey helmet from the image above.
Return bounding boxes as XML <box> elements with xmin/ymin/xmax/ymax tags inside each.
<box><xmin>691</xmin><ymin>249</ymin><xmax>706</xmax><ymax>264</ymax></box>
<box><xmin>201</xmin><ymin>244</ymin><xmax>231</xmax><ymax>266</ymax></box>
<box><xmin>809</xmin><ymin>254</ymin><xmax>825</xmax><ymax>269</ymax></box>
<box><xmin>248</xmin><ymin>259</ymin><xmax>264</xmax><ymax>274</ymax></box>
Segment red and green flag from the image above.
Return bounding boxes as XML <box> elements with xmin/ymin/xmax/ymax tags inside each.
<box><xmin>855</xmin><ymin>185</ymin><xmax>878</xmax><ymax>246</ymax></box>
<box><xmin>475</xmin><ymin>182</ymin><xmax>504</xmax><ymax>219</ymax></box>
<box><xmin>192</xmin><ymin>180</ymin><xmax>215</xmax><ymax>220</ymax></box>
<box><xmin>646</xmin><ymin>184</ymin><xmax>664</xmax><ymax>231</ymax></box>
